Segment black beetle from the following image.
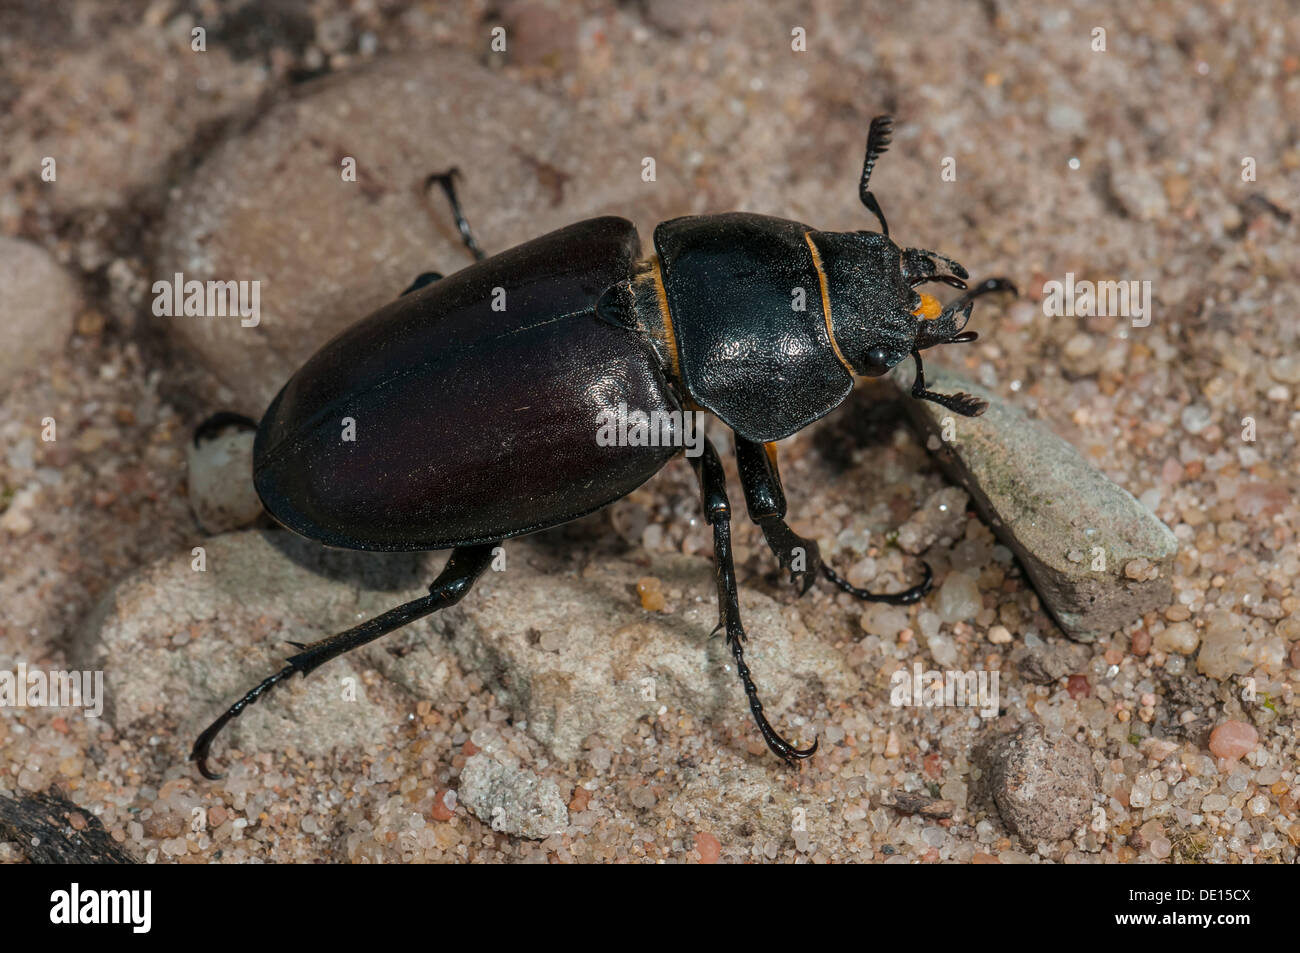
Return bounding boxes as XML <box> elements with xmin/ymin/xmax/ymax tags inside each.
<box><xmin>191</xmin><ymin>116</ymin><xmax>1015</xmax><ymax>777</ymax></box>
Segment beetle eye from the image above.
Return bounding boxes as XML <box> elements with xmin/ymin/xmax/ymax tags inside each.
<box><xmin>861</xmin><ymin>347</ymin><xmax>892</xmax><ymax>377</ymax></box>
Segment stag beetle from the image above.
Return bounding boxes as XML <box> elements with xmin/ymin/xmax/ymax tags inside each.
<box><xmin>191</xmin><ymin>116</ymin><xmax>1016</xmax><ymax>777</ymax></box>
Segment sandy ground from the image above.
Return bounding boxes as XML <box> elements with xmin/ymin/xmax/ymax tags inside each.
<box><xmin>1</xmin><ymin>0</ymin><xmax>1297</xmax><ymax>863</ymax></box>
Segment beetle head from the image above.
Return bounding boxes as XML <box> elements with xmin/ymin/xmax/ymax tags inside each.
<box><xmin>811</xmin><ymin>230</ymin><xmax>1016</xmax><ymax>421</ymax></box>
<box><xmin>811</xmin><ymin>231</ymin><xmax>995</xmax><ymax>376</ymax></box>
<box><xmin>810</xmin><ymin>229</ymin><xmax>919</xmax><ymax>377</ymax></box>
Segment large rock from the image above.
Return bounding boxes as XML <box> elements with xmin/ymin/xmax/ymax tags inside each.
<box><xmin>73</xmin><ymin>531</ymin><xmax>851</xmax><ymax>766</ymax></box>
<box><xmin>899</xmin><ymin>365</ymin><xmax>1178</xmax><ymax>641</ymax></box>
<box><xmin>154</xmin><ymin>51</ymin><xmax>685</xmax><ymax>410</ymax></box>
<box><xmin>0</xmin><ymin>237</ymin><xmax>80</xmax><ymax>385</ymax></box>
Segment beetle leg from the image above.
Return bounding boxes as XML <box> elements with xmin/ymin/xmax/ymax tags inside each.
<box><xmin>735</xmin><ymin>436</ymin><xmax>929</xmax><ymax>604</ymax></box>
<box><xmin>190</xmin><ymin>543</ymin><xmax>498</xmax><ymax>780</ymax></box>
<box><xmin>691</xmin><ymin>438</ymin><xmax>818</xmax><ymax>768</ymax></box>
<box><xmin>858</xmin><ymin>114</ymin><xmax>894</xmax><ymax>236</ymax></box>
<box><xmin>400</xmin><ymin>271</ymin><xmax>444</xmax><ymax>296</ymax></box>
<box><xmin>734</xmin><ymin>437</ymin><xmax>820</xmax><ymax>595</ymax></box>
<box><xmin>426</xmin><ymin>168</ymin><xmax>486</xmax><ymax>262</ymax></box>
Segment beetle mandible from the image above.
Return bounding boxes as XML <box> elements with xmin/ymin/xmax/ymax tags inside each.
<box><xmin>190</xmin><ymin>116</ymin><xmax>1016</xmax><ymax>777</ymax></box>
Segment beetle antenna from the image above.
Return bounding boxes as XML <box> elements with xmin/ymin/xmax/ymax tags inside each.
<box><xmin>909</xmin><ymin>348</ymin><xmax>988</xmax><ymax>417</ymax></box>
<box><xmin>859</xmin><ymin>115</ymin><xmax>893</xmax><ymax>236</ymax></box>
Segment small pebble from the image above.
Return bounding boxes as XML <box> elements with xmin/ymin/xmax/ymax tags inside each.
<box><xmin>636</xmin><ymin>576</ymin><xmax>666</xmax><ymax>612</ymax></box>
<box><xmin>695</xmin><ymin>831</ymin><xmax>721</xmax><ymax>864</ymax></box>
<box><xmin>1180</xmin><ymin>404</ymin><xmax>1212</xmax><ymax>434</ymax></box>
<box><xmin>935</xmin><ymin>571</ymin><xmax>981</xmax><ymax>624</ymax></box>
<box><xmin>1208</xmin><ymin>721</ymin><xmax>1258</xmax><ymax>761</ymax></box>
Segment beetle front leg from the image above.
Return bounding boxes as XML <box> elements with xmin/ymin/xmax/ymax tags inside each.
<box><xmin>735</xmin><ymin>436</ymin><xmax>822</xmax><ymax>595</ymax></box>
<box><xmin>735</xmin><ymin>436</ymin><xmax>932</xmax><ymax>605</ymax></box>
<box><xmin>691</xmin><ymin>438</ymin><xmax>817</xmax><ymax>768</ymax></box>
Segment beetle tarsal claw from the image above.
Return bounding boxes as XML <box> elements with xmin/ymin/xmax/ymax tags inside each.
<box><xmin>190</xmin><ymin>663</ymin><xmax>300</xmax><ymax>781</ymax></box>
<box><xmin>760</xmin><ymin>721</ymin><xmax>819</xmax><ymax>767</ymax></box>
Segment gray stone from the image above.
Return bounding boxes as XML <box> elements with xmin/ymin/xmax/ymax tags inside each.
<box><xmin>186</xmin><ymin>430</ymin><xmax>263</xmax><ymax>534</ymax></box>
<box><xmin>1011</xmin><ymin>639</ymin><xmax>1091</xmax><ymax>685</ymax></box>
<box><xmin>899</xmin><ymin>365</ymin><xmax>1177</xmax><ymax>641</ymax></box>
<box><xmin>436</xmin><ymin>547</ymin><xmax>852</xmax><ymax>761</ymax></box>
<box><xmin>458</xmin><ymin>752</ymin><xmax>567</xmax><ymax>840</ymax></box>
<box><xmin>0</xmin><ymin>237</ymin><xmax>80</xmax><ymax>385</ymax></box>
<box><xmin>73</xmin><ymin>532</ymin><xmax>850</xmax><ymax>767</ymax></box>
<box><xmin>154</xmin><ymin>51</ymin><xmax>685</xmax><ymax>410</ymax></box>
<box><xmin>72</xmin><ymin>531</ymin><xmax>436</xmax><ymax>761</ymax></box>
<box><xmin>976</xmin><ymin>722</ymin><xmax>1097</xmax><ymax>844</ymax></box>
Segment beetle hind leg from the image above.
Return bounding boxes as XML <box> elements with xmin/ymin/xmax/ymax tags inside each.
<box><xmin>190</xmin><ymin>542</ymin><xmax>498</xmax><ymax>780</ymax></box>
<box><xmin>426</xmin><ymin>168</ymin><xmax>486</xmax><ymax>262</ymax></box>
<box><xmin>692</xmin><ymin>438</ymin><xmax>818</xmax><ymax>767</ymax></box>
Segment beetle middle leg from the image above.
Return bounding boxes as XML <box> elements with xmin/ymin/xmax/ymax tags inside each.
<box><xmin>691</xmin><ymin>437</ymin><xmax>818</xmax><ymax>767</ymax></box>
<box><xmin>190</xmin><ymin>542</ymin><xmax>498</xmax><ymax>779</ymax></box>
<box><xmin>734</xmin><ymin>436</ymin><xmax>933</xmax><ymax>606</ymax></box>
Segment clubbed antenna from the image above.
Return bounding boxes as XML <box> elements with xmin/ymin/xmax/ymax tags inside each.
<box><xmin>859</xmin><ymin>115</ymin><xmax>894</xmax><ymax>235</ymax></box>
